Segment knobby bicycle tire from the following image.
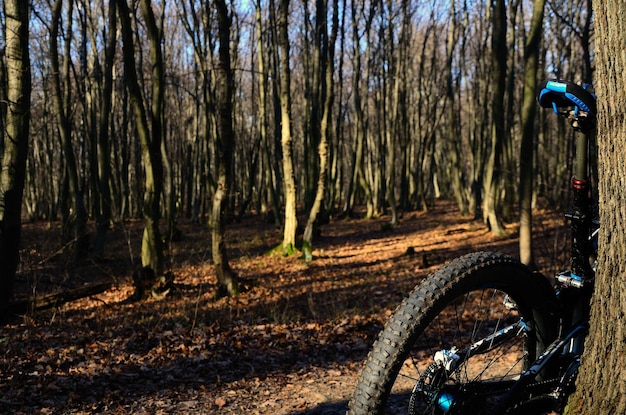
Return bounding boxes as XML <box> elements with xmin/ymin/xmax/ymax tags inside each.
<box><xmin>348</xmin><ymin>251</ymin><xmax>559</xmax><ymax>415</ymax></box>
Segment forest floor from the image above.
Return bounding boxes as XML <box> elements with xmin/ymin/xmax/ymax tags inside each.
<box><xmin>0</xmin><ymin>200</ymin><xmax>568</xmax><ymax>414</ymax></box>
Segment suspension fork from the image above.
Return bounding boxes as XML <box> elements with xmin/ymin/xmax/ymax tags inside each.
<box><xmin>557</xmin><ymin>130</ymin><xmax>595</xmax><ymax>348</ymax></box>
<box><xmin>567</xmin><ymin>130</ymin><xmax>593</xmax><ymax>285</ymax></box>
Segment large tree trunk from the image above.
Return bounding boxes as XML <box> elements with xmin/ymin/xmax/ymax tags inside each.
<box><xmin>212</xmin><ymin>0</ymin><xmax>241</xmax><ymax>296</ymax></box>
<box><xmin>518</xmin><ymin>0</ymin><xmax>545</xmax><ymax>267</ymax></box>
<box><xmin>0</xmin><ymin>0</ymin><xmax>30</xmax><ymax>316</ymax></box>
<box><xmin>564</xmin><ymin>1</ymin><xmax>626</xmax><ymax>413</ymax></box>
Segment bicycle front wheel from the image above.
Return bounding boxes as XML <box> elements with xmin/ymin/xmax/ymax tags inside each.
<box><xmin>348</xmin><ymin>251</ymin><xmax>559</xmax><ymax>415</ymax></box>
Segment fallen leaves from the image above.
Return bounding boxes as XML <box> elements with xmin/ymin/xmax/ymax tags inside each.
<box><xmin>0</xmin><ymin>201</ymin><xmax>566</xmax><ymax>414</ymax></box>
<box><xmin>215</xmin><ymin>397</ymin><xmax>227</xmax><ymax>408</ymax></box>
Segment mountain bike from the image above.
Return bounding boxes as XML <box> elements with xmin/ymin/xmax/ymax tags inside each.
<box><xmin>347</xmin><ymin>79</ymin><xmax>597</xmax><ymax>415</ymax></box>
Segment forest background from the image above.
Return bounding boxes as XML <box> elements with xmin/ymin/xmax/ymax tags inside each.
<box><xmin>1</xmin><ymin>0</ymin><xmax>593</xmax><ymax>297</ymax></box>
<box><xmin>0</xmin><ymin>0</ymin><xmax>595</xmax><ymax>413</ymax></box>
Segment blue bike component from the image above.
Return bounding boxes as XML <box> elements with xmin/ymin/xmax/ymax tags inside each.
<box><xmin>546</xmin><ymin>80</ymin><xmax>567</xmax><ymax>92</ymax></box>
<box><xmin>566</xmin><ymin>92</ymin><xmax>592</xmax><ymax>113</ymax></box>
<box><xmin>551</xmin><ymin>102</ymin><xmax>559</xmax><ymax>114</ymax></box>
<box><xmin>437</xmin><ymin>392</ymin><xmax>455</xmax><ymax>413</ymax></box>
<box><xmin>538</xmin><ymin>79</ymin><xmax>596</xmax><ymax>117</ymax></box>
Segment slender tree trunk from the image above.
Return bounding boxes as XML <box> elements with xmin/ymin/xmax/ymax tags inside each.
<box><xmin>178</xmin><ymin>0</ymin><xmax>218</xmax><ymax>227</ymax></box>
<box><xmin>140</xmin><ymin>0</ymin><xmax>167</xmax><ymax>274</ymax></box>
<box><xmin>93</xmin><ymin>0</ymin><xmax>116</xmax><ymax>258</ymax></box>
<box><xmin>117</xmin><ymin>0</ymin><xmax>163</xmax><ymax>275</ymax></box>
<box><xmin>411</xmin><ymin>13</ymin><xmax>433</xmax><ymax>210</ymax></box>
<box><xmin>277</xmin><ymin>0</ymin><xmax>298</xmax><ymax>255</ymax></box>
<box><xmin>565</xmin><ymin>1</ymin><xmax>626</xmax><ymax>413</ymax></box>
<box><xmin>302</xmin><ymin>0</ymin><xmax>338</xmax><ymax>261</ymax></box>
<box><xmin>255</xmin><ymin>0</ymin><xmax>280</xmax><ymax>225</ymax></box>
<box><xmin>302</xmin><ymin>0</ymin><xmax>320</xmax><ymax>214</ymax></box>
<box><xmin>162</xmin><ymin>134</ymin><xmax>177</xmax><ymax>241</ymax></box>
<box><xmin>384</xmin><ymin>0</ymin><xmax>400</xmax><ymax>226</ymax></box>
<box><xmin>580</xmin><ymin>0</ymin><xmax>593</xmax><ymax>83</ymax></box>
<box><xmin>519</xmin><ymin>0</ymin><xmax>545</xmax><ymax>267</ymax></box>
<box><xmin>443</xmin><ymin>0</ymin><xmax>468</xmax><ymax>216</ymax></box>
<box><xmin>501</xmin><ymin>0</ymin><xmax>521</xmax><ymax>220</ymax></box>
<box><xmin>266</xmin><ymin>0</ymin><xmax>285</xmax><ymax>225</ymax></box>
<box><xmin>483</xmin><ymin>0</ymin><xmax>507</xmax><ymax>235</ymax></box>
<box><xmin>0</xmin><ymin>0</ymin><xmax>30</xmax><ymax>316</ymax></box>
<box><xmin>50</xmin><ymin>0</ymin><xmax>89</xmax><ymax>259</ymax></box>
<box><xmin>344</xmin><ymin>0</ymin><xmax>374</xmax><ymax>218</ymax></box>
<box><xmin>212</xmin><ymin>0</ymin><xmax>241</xmax><ymax>296</ymax></box>
<box><xmin>327</xmin><ymin>1</ymin><xmax>345</xmax><ymax>215</ymax></box>
<box><xmin>0</xmin><ymin>38</ymin><xmax>6</xmax><ymax>153</ymax></box>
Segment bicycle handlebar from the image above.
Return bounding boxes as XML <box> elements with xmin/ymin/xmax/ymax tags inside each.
<box><xmin>538</xmin><ymin>79</ymin><xmax>596</xmax><ymax>132</ymax></box>
<box><xmin>538</xmin><ymin>79</ymin><xmax>596</xmax><ymax>115</ymax></box>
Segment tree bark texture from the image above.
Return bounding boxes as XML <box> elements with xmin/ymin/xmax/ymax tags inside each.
<box><xmin>343</xmin><ymin>0</ymin><xmax>374</xmax><ymax>218</ymax></box>
<box><xmin>117</xmin><ymin>0</ymin><xmax>164</xmax><ymax>275</ymax></box>
<box><xmin>483</xmin><ymin>0</ymin><xmax>507</xmax><ymax>236</ymax></box>
<box><xmin>278</xmin><ymin>0</ymin><xmax>299</xmax><ymax>255</ymax></box>
<box><xmin>212</xmin><ymin>0</ymin><xmax>240</xmax><ymax>296</ymax></box>
<box><xmin>565</xmin><ymin>1</ymin><xmax>626</xmax><ymax>413</ymax></box>
<box><xmin>444</xmin><ymin>0</ymin><xmax>469</xmax><ymax>216</ymax></box>
<box><xmin>0</xmin><ymin>0</ymin><xmax>30</xmax><ymax>315</ymax></box>
<box><xmin>92</xmin><ymin>0</ymin><xmax>116</xmax><ymax>258</ymax></box>
<box><xmin>255</xmin><ymin>0</ymin><xmax>280</xmax><ymax>225</ymax></box>
<box><xmin>518</xmin><ymin>0</ymin><xmax>545</xmax><ymax>267</ymax></box>
<box><xmin>303</xmin><ymin>0</ymin><xmax>338</xmax><ymax>261</ymax></box>
<box><xmin>50</xmin><ymin>0</ymin><xmax>89</xmax><ymax>259</ymax></box>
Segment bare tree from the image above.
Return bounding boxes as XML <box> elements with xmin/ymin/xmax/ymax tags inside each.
<box><xmin>50</xmin><ymin>0</ymin><xmax>89</xmax><ymax>258</ymax></box>
<box><xmin>302</xmin><ymin>0</ymin><xmax>339</xmax><ymax>261</ymax></box>
<box><xmin>211</xmin><ymin>0</ymin><xmax>241</xmax><ymax>296</ymax></box>
<box><xmin>91</xmin><ymin>0</ymin><xmax>116</xmax><ymax>258</ymax></box>
<box><xmin>0</xmin><ymin>25</ymin><xmax>6</xmax><ymax>150</ymax></box>
<box><xmin>483</xmin><ymin>0</ymin><xmax>507</xmax><ymax>235</ymax></box>
<box><xmin>519</xmin><ymin>0</ymin><xmax>546</xmax><ymax>267</ymax></box>
<box><xmin>277</xmin><ymin>0</ymin><xmax>298</xmax><ymax>255</ymax></box>
<box><xmin>255</xmin><ymin>0</ymin><xmax>280</xmax><ymax>225</ymax></box>
<box><xmin>177</xmin><ymin>0</ymin><xmax>219</xmax><ymax>224</ymax></box>
<box><xmin>343</xmin><ymin>0</ymin><xmax>375</xmax><ymax>218</ymax></box>
<box><xmin>443</xmin><ymin>0</ymin><xmax>469</xmax><ymax>216</ymax></box>
<box><xmin>116</xmin><ymin>0</ymin><xmax>164</xmax><ymax>276</ymax></box>
<box><xmin>0</xmin><ymin>0</ymin><xmax>30</xmax><ymax>315</ymax></box>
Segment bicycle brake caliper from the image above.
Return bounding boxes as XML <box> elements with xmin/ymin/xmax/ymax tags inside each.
<box><xmin>434</xmin><ymin>347</ymin><xmax>461</xmax><ymax>372</ymax></box>
<box><xmin>503</xmin><ymin>295</ymin><xmax>518</xmax><ymax>310</ymax></box>
<box><xmin>411</xmin><ymin>348</ymin><xmax>461</xmax><ymax>414</ymax></box>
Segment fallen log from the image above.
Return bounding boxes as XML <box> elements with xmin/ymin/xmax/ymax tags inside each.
<box><xmin>8</xmin><ymin>281</ymin><xmax>113</xmax><ymax>314</ymax></box>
